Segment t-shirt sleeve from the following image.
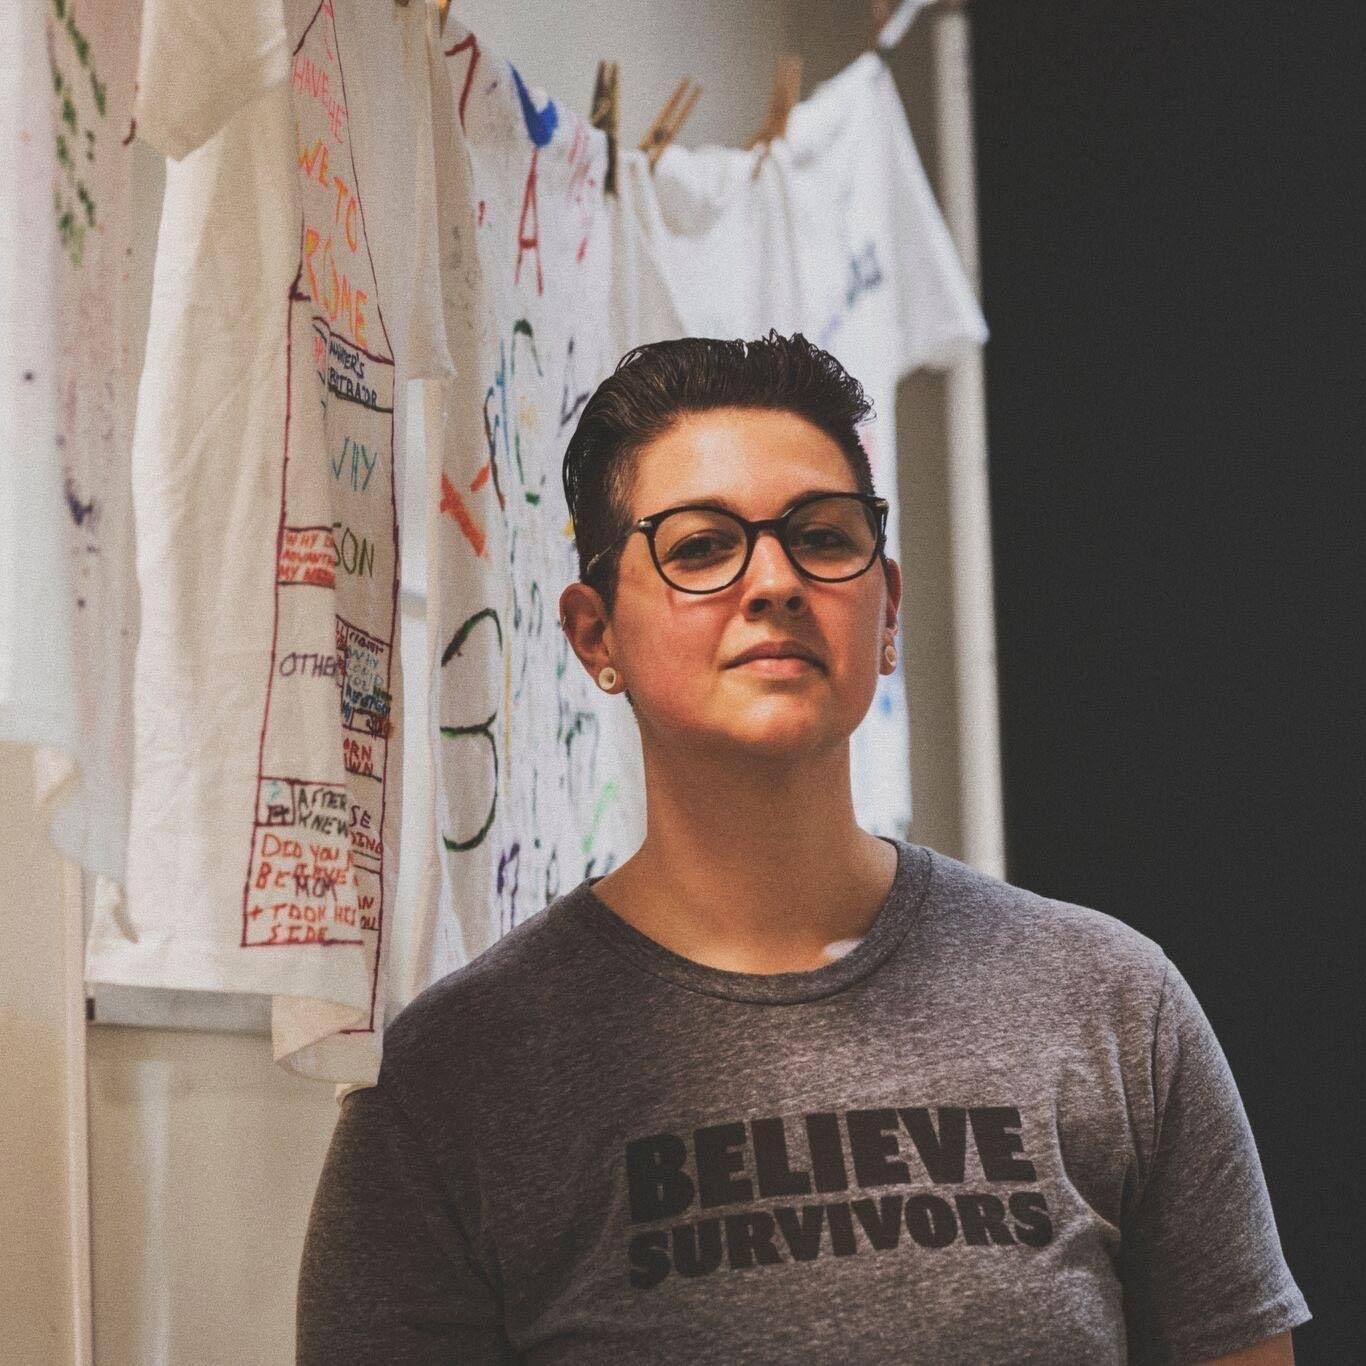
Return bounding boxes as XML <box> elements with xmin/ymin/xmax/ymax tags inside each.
<box><xmin>297</xmin><ymin>1081</ymin><xmax>515</xmax><ymax>1364</ymax></box>
<box><xmin>133</xmin><ymin>0</ymin><xmax>290</xmax><ymax>160</ymax></box>
<box><xmin>878</xmin><ymin>67</ymin><xmax>990</xmax><ymax>376</ymax></box>
<box><xmin>1118</xmin><ymin>957</ymin><xmax>1311</xmax><ymax>1364</ymax></box>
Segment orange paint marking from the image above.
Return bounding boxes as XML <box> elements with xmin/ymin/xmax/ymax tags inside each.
<box><xmin>440</xmin><ymin>471</ymin><xmax>487</xmax><ymax>557</ymax></box>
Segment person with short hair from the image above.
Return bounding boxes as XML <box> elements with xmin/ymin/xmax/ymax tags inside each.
<box><xmin>298</xmin><ymin>332</ymin><xmax>1307</xmax><ymax>1365</ymax></box>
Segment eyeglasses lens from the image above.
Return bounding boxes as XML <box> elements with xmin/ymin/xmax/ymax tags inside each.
<box><xmin>654</xmin><ymin>497</ymin><xmax>878</xmax><ymax>592</ymax></box>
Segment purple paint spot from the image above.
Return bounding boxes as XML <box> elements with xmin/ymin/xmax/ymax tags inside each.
<box><xmin>63</xmin><ymin>474</ymin><xmax>97</xmax><ymax>528</ymax></box>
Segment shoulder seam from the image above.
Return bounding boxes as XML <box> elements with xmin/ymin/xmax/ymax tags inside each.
<box><xmin>371</xmin><ymin>1076</ymin><xmax>507</xmax><ymax>1300</ymax></box>
<box><xmin>1126</xmin><ymin>954</ymin><xmax>1175</xmax><ymax>1223</ymax></box>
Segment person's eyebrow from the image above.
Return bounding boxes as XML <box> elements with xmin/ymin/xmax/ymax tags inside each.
<box><xmin>656</xmin><ymin>487</ymin><xmax>852</xmax><ymax>517</ymax></box>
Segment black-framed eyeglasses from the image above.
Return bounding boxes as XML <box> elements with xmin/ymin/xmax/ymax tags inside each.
<box><xmin>582</xmin><ymin>491</ymin><xmax>890</xmax><ymax>595</ymax></box>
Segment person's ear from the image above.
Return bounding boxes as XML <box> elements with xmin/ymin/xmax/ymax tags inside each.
<box><xmin>559</xmin><ymin>581</ymin><xmax>615</xmax><ymax>687</ymax></box>
<box><xmin>882</xmin><ymin>554</ymin><xmax>903</xmax><ymax>634</ymax></box>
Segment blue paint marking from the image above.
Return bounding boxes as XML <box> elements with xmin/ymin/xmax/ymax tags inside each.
<box><xmin>510</xmin><ymin>65</ymin><xmax>558</xmax><ymax>147</ymax></box>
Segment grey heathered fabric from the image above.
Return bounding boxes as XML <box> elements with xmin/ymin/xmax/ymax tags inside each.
<box><xmin>297</xmin><ymin>837</ymin><xmax>1310</xmax><ymax>1364</ymax></box>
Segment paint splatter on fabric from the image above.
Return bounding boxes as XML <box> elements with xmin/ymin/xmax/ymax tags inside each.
<box><xmin>0</xmin><ymin>0</ymin><xmax>142</xmax><ymax>887</ymax></box>
<box><xmin>408</xmin><ymin>19</ymin><xmax>681</xmax><ymax>999</ymax></box>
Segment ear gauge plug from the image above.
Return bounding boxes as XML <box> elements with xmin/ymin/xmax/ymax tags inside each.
<box><xmin>598</xmin><ymin>665</ymin><xmax>618</xmax><ymax>690</ymax></box>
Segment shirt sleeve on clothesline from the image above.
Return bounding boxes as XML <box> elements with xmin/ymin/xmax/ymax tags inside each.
<box><xmin>880</xmin><ymin>71</ymin><xmax>990</xmax><ymax>377</ymax></box>
<box><xmin>297</xmin><ymin>1081</ymin><xmax>515</xmax><ymax>1364</ymax></box>
<box><xmin>133</xmin><ymin>0</ymin><xmax>291</xmax><ymax>161</ymax></box>
<box><xmin>1117</xmin><ymin>957</ymin><xmax>1311</xmax><ymax>1363</ymax></box>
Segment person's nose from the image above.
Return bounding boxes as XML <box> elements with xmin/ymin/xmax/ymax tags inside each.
<box><xmin>738</xmin><ymin>526</ymin><xmax>808</xmax><ymax>608</ymax></box>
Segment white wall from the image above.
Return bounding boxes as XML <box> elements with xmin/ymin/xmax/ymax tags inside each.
<box><xmin>454</xmin><ymin>0</ymin><xmax>793</xmax><ymax>152</ymax></box>
<box><xmin>3</xmin><ymin>4</ymin><xmax>984</xmax><ymax>1362</ymax></box>
<box><xmin>86</xmin><ymin>1026</ymin><xmax>339</xmax><ymax>1366</ymax></box>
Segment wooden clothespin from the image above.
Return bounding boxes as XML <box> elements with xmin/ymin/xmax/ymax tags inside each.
<box><xmin>591</xmin><ymin>60</ymin><xmax>620</xmax><ymax>198</ymax></box>
<box><xmin>868</xmin><ymin>0</ymin><xmax>895</xmax><ymax>48</ymax></box>
<box><xmin>639</xmin><ymin>76</ymin><xmax>702</xmax><ymax>171</ymax></box>
<box><xmin>745</xmin><ymin>54</ymin><xmax>802</xmax><ymax>181</ymax></box>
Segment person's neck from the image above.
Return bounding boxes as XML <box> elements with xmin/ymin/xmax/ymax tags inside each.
<box><xmin>595</xmin><ymin>739</ymin><xmax>899</xmax><ymax>974</ymax></box>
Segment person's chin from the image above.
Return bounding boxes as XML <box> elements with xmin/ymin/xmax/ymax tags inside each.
<box><xmin>716</xmin><ymin>701</ymin><xmax>837</xmax><ymax>747</ymax></box>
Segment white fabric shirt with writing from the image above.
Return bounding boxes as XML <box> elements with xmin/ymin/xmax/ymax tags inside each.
<box><xmin>84</xmin><ymin>0</ymin><xmax>452</xmax><ymax>1082</ymax></box>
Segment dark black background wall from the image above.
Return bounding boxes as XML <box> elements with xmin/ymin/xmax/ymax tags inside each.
<box><xmin>971</xmin><ymin>2</ymin><xmax>1363</xmax><ymax>1360</ymax></box>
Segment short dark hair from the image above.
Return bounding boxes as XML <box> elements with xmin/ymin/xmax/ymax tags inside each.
<box><xmin>561</xmin><ymin>330</ymin><xmax>879</xmax><ymax>617</ymax></box>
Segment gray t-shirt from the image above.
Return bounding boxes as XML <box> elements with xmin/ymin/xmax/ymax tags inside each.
<box><xmin>297</xmin><ymin>838</ymin><xmax>1310</xmax><ymax>1363</ymax></box>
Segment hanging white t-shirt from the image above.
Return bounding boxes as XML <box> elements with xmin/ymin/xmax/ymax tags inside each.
<box><xmin>84</xmin><ymin>0</ymin><xmax>452</xmax><ymax>1083</ymax></box>
<box><xmin>0</xmin><ymin>0</ymin><xmax>143</xmax><ymax>886</ymax></box>
<box><xmin>402</xmin><ymin>21</ymin><xmax>681</xmax><ymax>1003</ymax></box>
<box><xmin>631</xmin><ymin>49</ymin><xmax>990</xmax><ymax>838</ymax></box>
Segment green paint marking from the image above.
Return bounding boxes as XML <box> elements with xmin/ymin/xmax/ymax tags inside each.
<box><xmin>65</xmin><ymin>13</ymin><xmax>90</xmax><ymax>67</ymax></box>
<box><xmin>582</xmin><ymin>781</ymin><xmax>619</xmax><ymax>857</ymax></box>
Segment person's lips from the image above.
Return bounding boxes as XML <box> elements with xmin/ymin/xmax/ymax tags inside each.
<box><xmin>726</xmin><ymin>640</ymin><xmax>823</xmax><ymax>669</ymax></box>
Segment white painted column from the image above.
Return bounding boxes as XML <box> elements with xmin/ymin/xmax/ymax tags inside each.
<box><xmin>61</xmin><ymin>852</ymin><xmax>95</xmax><ymax>1366</ymax></box>
<box><xmin>930</xmin><ymin>2</ymin><xmax>1007</xmax><ymax>878</ymax></box>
